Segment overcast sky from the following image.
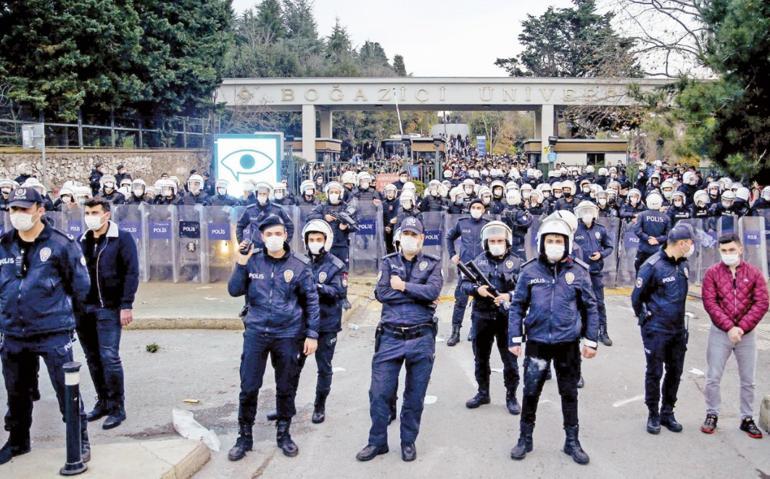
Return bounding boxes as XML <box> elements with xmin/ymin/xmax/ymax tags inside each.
<box><xmin>231</xmin><ymin>0</ymin><xmax>578</xmax><ymax>77</ymax></box>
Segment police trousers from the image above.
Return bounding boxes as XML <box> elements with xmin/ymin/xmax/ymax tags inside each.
<box><xmin>368</xmin><ymin>327</ymin><xmax>435</xmax><ymax>447</ymax></box>
<box><xmin>452</xmin><ymin>273</ymin><xmax>470</xmax><ymax>328</ymax></box>
<box><xmin>238</xmin><ymin>330</ymin><xmax>302</xmax><ymax>426</ymax></box>
<box><xmin>292</xmin><ymin>332</ymin><xmax>338</xmax><ymax>400</ymax></box>
<box><xmin>641</xmin><ymin>326</ymin><xmax>688</xmax><ymax>415</ymax></box>
<box><xmin>520</xmin><ymin>340</ymin><xmax>581</xmax><ymax>428</ymax></box>
<box><xmin>590</xmin><ymin>273</ymin><xmax>607</xmax><ymax>332</ymax></box>
<box><xmin>1</xmin><ymin>332</ymin><xmax>87</xmax><ymax>434</ymax></box>
<box><xmin>77</xmin><ymin>307</ymin><xmax>124</xmax><ymax>410</ymax></box>
<box><xmin>471</xmin><ymin>314</ymin><xmax>519</xmax><ymax>393</ymax></box>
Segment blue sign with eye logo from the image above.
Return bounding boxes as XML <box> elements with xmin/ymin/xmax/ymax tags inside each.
<box><xmin>214</xmin><ymin>133</ymin><xmax>283</xmax><ymax>197</ymax></box>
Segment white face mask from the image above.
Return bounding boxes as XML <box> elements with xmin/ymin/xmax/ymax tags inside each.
<box><xmin>305</xmin><ymin>189</ymin><xmax>315</xmax><ymax>197</ymax></box>
<box><xmin>216</xmin><ymin>188</ymin><xmax>227</xmax><ymax>196</ymax></box>
<box><xmin>85</xmin><ymin>214</ymin><xmax>106</xmax><ymax>231</ymax></box>
<box><xmin>545</xmin><ymin>243</ymin><xmax>565</xmax><ymax>263</ymax></box>
<box><xmin>360</xmin><ymin>182</ymin><xmax>370</xmax><ymax>190</ymax></box>
<box><xmin>264</xmin><ymin>235</ymin><xmax>285</xmax><ymax>253</ymax></box>
<box><xmin>684</xmin><ymin>243</ymin><xmax>695</xmax><ymax>258</ymax></box>
<box><xmin>401</xmin><ymin>200</ymin><xmax>412</xmax><ymax>209</ymax></box>
<box><xmin>189</xmin><ymin>184</ymin><xmax>201</xmax><ymax>194</ymax></box>
<box><xmin>581</xmin><ymin>214</ymin><xmax>593</xmax><ymax>226</ymax></box>
<box><xmin>489</xmin><ymin>243</ymin><xmax>506</xmax><ymax>257</ymax></box>
<box><xmin>257</xmin><ymin>194</ymin><xmax>268</xmax><ymax>205</ymax></box>
<box><xmin>598</xmin><ymin>199</ymin><xmax>607</xmax><ymax>206</ymax></box>
<box><xmin>470</xmin><ymin>209</ymin><xmax>483</xmax><ymax>219</ymax></box>
<box><xmin>400</xmin><ymin>235</ymin><xmax>420</xmax><ymax>254</ymax></box>
<box><xmin>663</xmin><ymin>190</ymin><xmax>673</xmax><ymax>199</ymax></box>
<box><xmin>720</xmin><ymin>252</ymin><xmax>740</xmax><ymax>266</ymax></box>
<box><xmin>275</xmin><ymin>191</ymin><xmax>284</xmax><ymax>200</ymax></box>
<box><xmin>722</xmin><ymin>200</ymin><xmax>732</xmax><ymax>209</ymax></box>
<box><xmin>133</xmin><ymin>188</ymin><xmax>145</xmax><ymax>197</ymax></box>
<box><xmin>10</xmin><ymin>212</ymin><xmax>36</xmax><ymax>232</ymax></box>
<box><xmin>307</xmin><ymin>241</ymin><xmax>324</xmax><ymax>255</ymax></box>
<box><xmin>328</xmin><ymin>193</ymin><xmax>340</xmax><ymax>204</ymax></box>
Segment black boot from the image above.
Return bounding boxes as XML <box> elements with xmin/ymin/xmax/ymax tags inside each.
<box><xmin>661</xmin><ymin>412</ymin><xmax>683</xmax><ymax>433</ymax></box>
<box><xmin>276</xmin><ymin>419</ymin><xmax>299</xmax><ymax>457</ymax></box>
<box><xmin>227</xmin><ymin>425</ymin><xmax>253</xmax><ymax>461</ymax></box>
<box><xmin>103</xmin><ymin>403</ymin><xmax>126</xmax><ymax>430</ymax></box>
<box><xmin>356</xmin><ymin>444</ymin><xmax>388</xmax><ymax>461</ymax></box>
<box><xmin>599</xmin><ymin>327</ymin><xmax>613</xmax><ymax>347</ymax></box>
<box><xmin>266</xmin><ymin>410</ymin><xmax>278</xmax><ymax>421</ymax></box>
<box><xmin>312</xmin><ymin>393</ymin><xmax>327</xmax><ymax>424</ymax></box>
<box><xmin>510</xmin><ymin>421</ymin><xmax>534</xmax><ymax>460</ymax></box>
<box><xmin>81</xmin><ymin>427</ymin><xmax>91</xmax><ymax>463</ymax></box>
<box><xmin>505</xmin><ymin>390</ymin><xmax>521</xmax><ymax>415</ymax></box>
<box><xmin>446</xmin><ymin>325</ymin><xmax>461</xmax><ymax>347</ymax></box>
<box><xmin>465</xmin><ymin>390</ymin><xmax>490</xmax><ymax>409</ymax></box>
<box><xmin>563</xmin><ymin>425</ymin><xmax>590</xmax><ymax>465</ymax></box>
<box><xmin>647</xmin><ymin>412</ymin><xmax>661</xmax><ymax>435</ymax></box>
<box><xmin>0</xmin><ymin>429</ymin><xmax>31</xmax><ymax>465</ymax></box>
<box><xmin>86</xmin><ymin>399</ymin><xmax>110</xmax><ymax>422</ymax></box>
<box><xmin>577</xmin><ymin>376</ymin><xmax>585</xmax><ymax>389</ymax></box>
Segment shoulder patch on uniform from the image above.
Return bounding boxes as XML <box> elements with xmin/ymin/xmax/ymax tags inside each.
<box><xmin>421</xmin><ymin>253</ymin><xmax>441</xmax><ymax>262</ymax></box>
<box><xmin>520</xmin><ymin>258</ymin><xmax>537</xmax><ymax>268</ymax></box>
<box><xmin>573</xmin><ymin>258</ymin><xmax>590</xmax><ymax>270</ymax></box>
<box><xmin>328</xmin><ymin>254</ymin><xmax>345</xmax><ymax>269</ymax></box>
<box><xmin>292</xmin><ymin>252</ymin><xmax>310</xmax><ymax>264</ymax></box>
<box><xmin>647</xmin><ymin>254</ymin><xmax>661</xmax><ymax>266</ymax></box>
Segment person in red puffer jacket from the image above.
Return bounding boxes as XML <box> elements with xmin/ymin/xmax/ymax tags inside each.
<box><xmin>701</xmin><ymin>232</ymin><xmax>769</xmax><ymax>439</ymax></box>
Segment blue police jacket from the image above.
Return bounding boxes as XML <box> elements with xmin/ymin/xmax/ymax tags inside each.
<box><xmin>446</xmin><ymin>216</ymin><xmax>489</xmax><ymax>263</ymax></box>
<box><xmin>508</xmin><ymin>256</ymin><xmax>599</xmax><ymax>348</ymax></box>
<box><xmin>631</xmin><ymin>249</ymin><xmax>690</xmax><ymax>333</ymax></box>
<box><xmin>0</xmin><ymin>221</ymin><xmax>90</xmax><ymax>338</ymax></box>
<box><xmin>228</xmin><ymin>245</ymin><xmax>320</xmax><ymax>339</ymax></box>
<box><xmin>311</xmin><ymin>251</ymin><xmax>346</xmax><ymax>333</ymax></box>
<box><xmin>307</xmin><ymin>201</ymin><xmax>357</xmax><ymax>250</ymax></box>
<box><xmin>573</xmin><ymin>221</ymin><xmax>614</xmax><ymax>275</ymax></box>
<box><xmin>235</xmin><ymin>201</ymin><xmax>295</xmax><ymax>244</ymax></box>
<box><xmin>502</xmin><ymin>206</ymin><xmax>533</xmax><ymax>246</ymax></box>
<box><xmin>461</xmin><ymin>250</ymin><xmax>521</xmax><ymax>320</ymax></box>
<box><xmin>79</xmin><ymin>221</ymin><xmax>139</xmax><ymax>310</ymax></box>
<box><xmin>633</xmin><ymin>209</ymin><xmax>671</xmax><ymax>254</ymax></box>
<box><xmin>375</xmin><ymin>251</ymin><xmax>443</xmax><ymax>326</ymax></box>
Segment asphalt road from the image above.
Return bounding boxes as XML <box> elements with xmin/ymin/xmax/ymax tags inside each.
<box><xmin>1</xmin><ymin>288</ymin><xmax>769</xmax><ymax>478</ymax></box>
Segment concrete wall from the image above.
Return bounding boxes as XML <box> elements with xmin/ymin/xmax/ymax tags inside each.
<box><xmin>0</xmin><ymin>148</ymin><xmax>211</xmax><ymax>190</ymax></box>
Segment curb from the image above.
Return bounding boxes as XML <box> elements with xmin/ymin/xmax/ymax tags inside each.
<box><xmin>161</xmin><ymin>441</ymin><xmax>211</xmax><ymax>479</ymax></box>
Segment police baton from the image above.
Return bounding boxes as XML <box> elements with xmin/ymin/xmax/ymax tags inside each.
<box><xmin>60</xmin><ymin>361</ymin><xmax>87</xmax><ymax>476</ymax></box>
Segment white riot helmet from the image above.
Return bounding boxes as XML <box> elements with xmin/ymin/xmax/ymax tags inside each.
<box><xmin>520</xmin><ymin>183</ymin><xmax>533</xmax><ymax>200</ymax></box>
<box><xmin>403</xmin><ymin>182</ymin><xmax>416</xmax><ymax>194</ymax></box>
<box><xmin>341</xmin><ymin>171</ymin><xmax>357</xmax><ymax>186</ymax></box>
<box><xmin>23</xmin><ymin>177</ymin><xmax>47</xmax><ymax>195</ymax></box>
<box><xmin>302</xmin><ymin>219</ymin><xmax>334</xmax><ymax>254</ymax></box>
<box><xmin>671</xmin><ymin>191</ymin><xmax>686</xmax><ymax>206</ymax></box>
<box><xmin>537</xmin><ymin>218</ymin><xmax>573</xmax><ymax>260</ymax></box>
<box><xmin>628</xmin><ymin>188</ymin><xmax>642</xmax><ymax>205</ymax></box>
<box><xmin>426</xmin><ymin>179</ymin><xmax>442</xmax><ymax>198</ymax></box>
<box><xmin>585</xmin><ymin>165</ymin><xmax>595</xmax><ymax>174</ymax></box>
<box><xmin>399</xmin><ymin>190</ymin><xmax>416</xmax><ymax>209</ymax></box>
<box><xmin>393</xmin><ymin>227</ymin><xmax>402</xmax><ymax>249</ymax></box>
<box><xmin>598</xmin><ymin>167</ymin><xmax>609</xmax><ymax>177</ymax></box>
<box><xmin>561</xmin><ymin>180</ymin><xmax>576</xmax><ymax>196</ymax></box>
<box><xmin>215</xmin><ymin>179</ymin><xmax>228</xmax><ymax>196</ymax></box>
<box><xmin>253</xmin><ymin>181</ymin><xmax>273</xmax><ymax>205</ymax></box>
<box><xmin>762</xmin><ymin>186</ymin><xmax>770</xmax><ymax>201</ymax></box>
<box><xmin>273</xmin><ymin>182</ymin><xmax>287</xmax><ymax>200</ymax></box>
<box><xmin>383</xmin><ymin>183</ymin><xmax>398</xmax><ymax>200</ymax></box>
<box><xmin>74</xmin><ymin>186</ymin><xmax>93</xmax><ymax>204</ymax></box>
<box><xmin>449</xmin><ymin>186</ymin><xmax>464</xmax><ymax>203</ymax></box>
<box><xmin>158</xmin><ymin>178</ymin><xmax>177</xmax><ymax>197</ymax></box>
<box><xmin>545</xmin><ymin>209</ymin><xmax>578</xmax><ymax>235</ymax></box>
<box><xmin>693</xmin><ymin>190</ymin><xmax>709</xmax><ymax>208</ymax></box>
<box><xmin>300</xmin><ymin>180</ymin><xmax>315</xmax><ymax>196</ymax></box>
<box><xmin>357</xmin><ymin>171</ymin><xmax>373</xmax><ymax>188</ymax></box>
<box><xmin>478</xmin><ymin>186</ymin><xmax>492</xmax><ymax>205</ymax></box>
<box><xmin>99</xmin><ymin>174</ymin><xmax>116</xmax><ymax>191</ymax></box>
<box><xmin>187</xmin><ymin>174</ymin><xmax>204</xmax><ymax>194</ymax></box>
<box><xmin>480</xmin><ymin>220</ymin><xmax>513</xmax><ymax>252</ymax></box>
<box><xmin>0</xmin><ymin>179</ymin><xmax>18</xmax><ymax>196</ymax></box>
<box><xmin>646</xmin><ymin>192</ymin><xmax>663</xmax><ymax>210</ymax></box>
<box><xmin>735</xmin><ymin>187</ymin><xmax>750</xmax><ymax>202</ymax></box>
<box><xmin>58</xmin><ymin>187</ymin><xmax>76</xmax><ymax>203</ymax></box>
<box><xmin>575</xmin><ymin>200</ymin><xmax>599</xmax><ymax>226</ymax></box>
<box><xmin>660</xmin><ymin>179</ymin><xmax>675</xmax><ymax>199</ymax></box>
<box><xmin>721</xmin><ymin>190</ymin><xmax>736</xmax><ymax>208</ymax></box>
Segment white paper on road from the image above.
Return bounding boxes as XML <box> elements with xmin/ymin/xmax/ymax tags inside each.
<box><xmin>348</xmin><ymin>323</ymin><xmax>360</xmax><ymax>330</ymax></box>
<box><xmin>491</xmin><ymin>368</ymin><xmax>503</xmax><ymax>373</ymax></box>
<box><xmin>332</xmin><ymin>367</ymin><xmax>346</xmax><ymax>373</ymax></box>
<box><xmin>172</xmin><ymin>408</ymin><xmax>221</xmax><ymax>451</ymax></box>
<box><xmin>689</xmin><ymin>368</ymin><xmax>705</xmax><ymax>376</ymax></box>
<box><xmin>424</xmin><ymin>395</ymin><xmax>438</xmax><ymax>405</ymax></box>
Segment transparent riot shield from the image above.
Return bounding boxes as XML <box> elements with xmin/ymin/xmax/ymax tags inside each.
<box><xmin>616</xmin><ymin>220</ymin><xmax>640</xmax><ymax>287</ymax></box>
<box><xmin>203</xmin><ymin>205</ymin><xmax>239</xmax><ymax>283</ymax></box>
<box><xmin>146</xmin><ymin>204</ymin><xmax>177</xmax><ymax>282</ymax></box>
<box><xmin>524</xmin><ymin>215</ymin><xmax>543</xmax><ymax>262</ymax></box>
<box><xmin>676</xmin><ymin>218</ymin><xmax>712</xmax><ymax>285</ymax></box>
<box><xmin>759</xmin><ymin>210</ymin><xmax>770</xmax><ymax>277</ymax></box>
<box><xmin>61</xmin><ymin>207</ymin><xmax>85</xmax><ymax>238</ymax></box>
<box><xmin>176</xmin><ymin>205</ymin><xmax>204</xmax><ymax>283</ymax></box>
<box><xmin>279</xmin><ymin>205</ymin><xmax>302</xmax><ymax>254</ymax></box>
<box><xmin>0</xmin><ymin>211</ymin><xmax>8</xmax><ymax>236</ymax></box>
<box><xmin>739</xmin><ymin>216</ymin><xmax>768</xmax><ymax>279</ymax></box>
<box><xmin>298</xmin><ymin>204</ymin><xmax>317</xmax><ymax>230</ymax></box>
<box><xmin>349</xmin><ymin>203</ymin><xmax>384</xmax><ymax>275</ymax></box>
<box><xmin>44</xmin><ymin>210</ymin><xmax>65</xmax><ymax>232</ymax></box>
<box><xmin>597</xmin><ymin>217</ymin><xmax>621</xmax><ymax>289</ymax></box>
<box><xmin>112</xmin><ymin>204</ymin><xmax>149</xmax><ymax>282</ymax></box>
<box><xmin>421</xmin><ymin>211</ymin><xmax>445</xmax><ymax>260</ymax></box>
<box><xmin>443</xmin><ymin>213</ymin><xmax>464</xmax><ymax>282</ymax></box>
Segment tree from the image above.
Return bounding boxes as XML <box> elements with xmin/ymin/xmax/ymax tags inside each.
<box><xmin>358</xmin><ymin>41</ymin><xmax>393</xmax><ymax>76</ymax></box>
<box><xmin>254</xmin><ymin>0</ymin><xmax>286</xmax><ymax>43</ymax></box>
<box><xmin>393</xmin><ymin>55</ymin><xmax>407</xmax><ymax>76</ymax></box>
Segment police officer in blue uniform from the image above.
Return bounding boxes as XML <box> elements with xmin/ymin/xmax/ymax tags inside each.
<box><xmin>235</xmin><ymin>181</ymin><xmax>294</xmax><ymax>246</ymax></box>
<box><xmin>446</xmin><ymin>199</ymin><xmax>489</xmax><ymax>346</ymax></box>
<box><xmin>508</xmin><ymin>217</ymin><xmax>599</xmax><ymax>465</ymax></box>
<box><xmin>382</xmin><ymin>184</ymin><xmax>400</xmax><ymax>254</ymax></box>
<box><xmin>633</xmin><ymin>192</ymin><xmax>671</xmax><ymax>274</ymax></box>
<box><xmin>307</xmin><ymin>181</ymin><xmax>357</xmax><ymax>271</ymax></box>
<box><xmin>631</xmin><ymin>224</ymin><xmax>694</xmax><ymax>435</ymax></box>
<box><xmin>77</xmin><ymin>199</ymin><xmax>139</xmax><ymax>431</ymax></box>
<box><xmin>461</xmin><ymin>221</ymin><xmax>521</xmax><ymax>414</ymax></box>
<box><xmin>0</xmin><ymin>187</ymin><xmax>92</xmax><ymax>465</ymax></box>
<box><xmin>501</xmin><ymin>192</ymin><xmax>533</xmax><ymax>261</ymax></box>
<box><xmin>227</xmin><ymin>215</ymin><xmax>321</xmax><ymax>461</ymax></box>
<box><xmin>265</xmin><ymin>219</ymin><xmax>346</xmax><ymax>424</ymax></box>
<box><xmin>574</xmin><ymin>201</ymin><xmax>615</xmax><ymax>347</ymax></box>
<box><xmin>356</xmin><ymin>217</ymin><xmax>442</xmax><ymax>463</ymax></box>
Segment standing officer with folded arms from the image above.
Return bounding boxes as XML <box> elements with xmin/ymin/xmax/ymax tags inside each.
<box><xmin>0</xmin><ymin>187</ymin><xmax>92</xmax><ymax>464</ymax></box>
<box><xmin>77</xmin><ymin>198</ymin><xmax>139</xmax><ymax>431</ymax></box>
<box><xmin>356</xmin><ymin>217</ymin><xmax>442</xmax><ymax>463</ymax></box>
<box><xmin>227</xmin><ymin>215</ymin><xmax>320</xmax><ymax>461</ymax></box>
<box><xmin>631</xmin><ymin>223</ymin><xmax>694</xmax><ymax>435</ymax></box>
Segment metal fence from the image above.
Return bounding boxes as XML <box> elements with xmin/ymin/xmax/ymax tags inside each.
<box><xmin>1</xmin><ymin>206</ymin><xmax>767</xmax><ymax>285</ymax></box>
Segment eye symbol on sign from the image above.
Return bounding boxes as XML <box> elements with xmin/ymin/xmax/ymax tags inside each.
<box><xmin>220</xmin><ymin>149</ymin><xmax>274</xmax><ymax>181</ymax></box>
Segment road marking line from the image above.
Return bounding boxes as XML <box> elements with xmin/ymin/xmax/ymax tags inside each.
<box><xmin>612</xmin><ymin>394</ymin><xmax>645</xmax><ymax>408</ymax></box>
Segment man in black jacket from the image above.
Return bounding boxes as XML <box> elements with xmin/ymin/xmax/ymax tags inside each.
<box><xmin>77</xmin><ymin>199</ymin><xmax>139</xmax><ymax>430</ymax></box>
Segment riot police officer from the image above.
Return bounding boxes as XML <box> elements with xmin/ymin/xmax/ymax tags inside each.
<box><xmin>227</xmin><ymin>215</ymin><xmax>320</xmax><ymax>461</ymax></box>
<box><xmin>508</xmin><ymin>217</ymin><xmax>599</xmax><ymax>465</ymax></box>
<box><xmin>667</xmin><ymin>192</ymin><xmax>691</xmax><ymax>225</ymax></box>
<box><xmin>0</xmin><ymin>179</ymin><xmax>17</xmax><ymax>212</ymax></box>
<box><xmin>0</xmin><ymin>187</ymin><xmax>92</xmax><ymax>464</ymax></box>
<box><xmin>446</xmin><ymin>199</ymin><xmax>489</xmax><ymax>346</ymax></box>
<box><xmin>633</xmin><ymin>193</ymin><xmax>671</xmax><ymax>273</ymax></box>
<box><xmin>307</xmin><ymin>181</ymin><xmax>357</xmax><ymax>270</ymax></box>
<box><xmin>208</xmin><ymin>179</ymin><xmax>239</xmax><ymax>207</ymax></box>
<box><xmin>272</xmin><ymin>182</ymin><xmax>296</xmax><ymax>206</ymax></box>
<box><xmin>574</xmin><ymin>201</ymin><xmax>614</xmax><ymax>347</ymax></box>
<box><xmin>178</xmin><ymin>174</ymin><xmax>209</xmax><ymax>205</ymax></box>
<box><xmin>95</xmin><ymin>174</ymin><xmax>126</xmax><ymax>205</ymax></box>
<box><xmin>419</xmin><ymin>180</ymin><xmax>447</xmax><ymax>212</ymax></box>
<box><xmin>461</xmin><ymin>221</ymin><xmax>521</xmax><ymax>415</ymax></box>
<box><xmin>382</xmin><ymin>184</ymin><xmax>400</xmax><ymax>254</ymax></box>
<box><xmin>235</xmin><ymin>181</ymin><xmax>294</xmax><ymax>247</ymax></box>
<box><xmin>631</xmin><ymin>224</ymin><xmax>694</xmax><ymax>435</ymax></box>
<box><xmin>356</xmin><ymin>217</ymin><xmax>442</xmax><ymax>463</ymax></box>
<box><xmin>501</xmin><ymin>190</ymin><xmax>533</xmax><ymax>261</ymax></box>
